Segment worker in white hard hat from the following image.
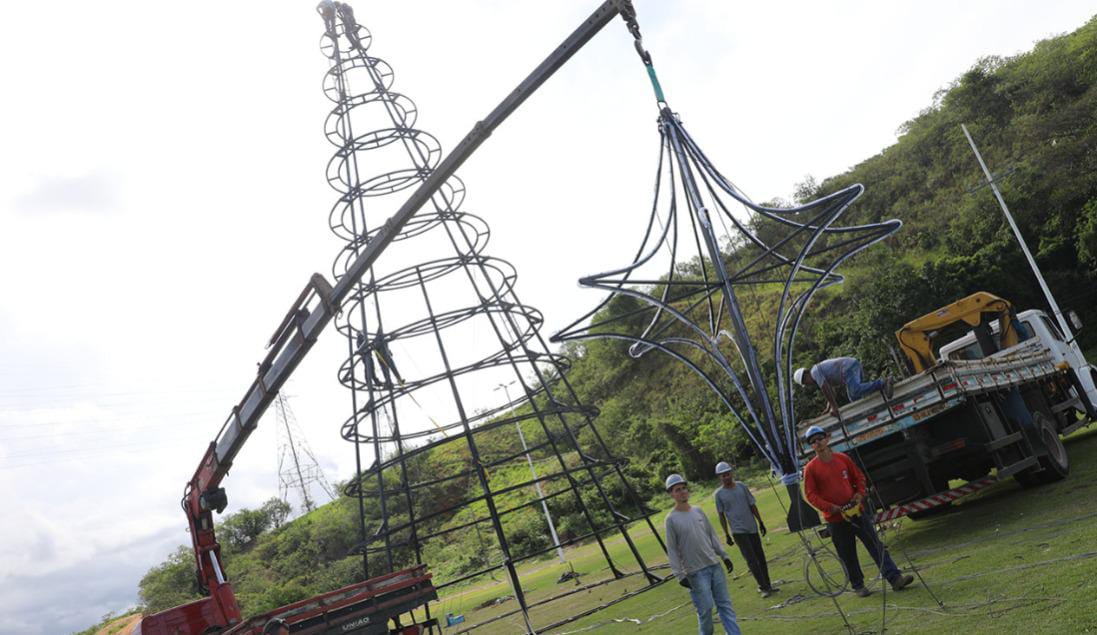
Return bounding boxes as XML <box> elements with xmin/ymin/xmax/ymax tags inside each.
<box><xmin>802</xmin><ymin>427</ymin><xmax>913</xmax><ymax>597</ymax></box>
<box><xmin>794</xmin><ymin>357</ymin><xmax>893</xmax><ymax>417</ymax></box>
<box><xmin>664</xmin><ymin>473</ymin><xmax>741</xmax><ymax>635</ymax></box>
<box><xmin>713</xmin><ymin>461</ymin><xmax>779</xmax><ymax>598</ymax></box>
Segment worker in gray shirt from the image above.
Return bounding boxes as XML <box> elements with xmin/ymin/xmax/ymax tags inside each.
<box><xmin>664</xmin><ymin>473</ymin><xmax>741</xmax><ymax>635</ymax></box>
<box><xmin>714</xmin><ymin>461</ymin><xmax>779</xmax><ymax>598</ymax></box>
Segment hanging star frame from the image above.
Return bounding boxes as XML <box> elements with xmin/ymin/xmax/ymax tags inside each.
<box><xmin>553</xmin><ymin>107</ymin><xmax>901</xmax><ymax>528</ymax></box>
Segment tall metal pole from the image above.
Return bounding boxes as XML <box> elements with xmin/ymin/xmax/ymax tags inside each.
<box><xmin>276</xmin><ymin>393</ymin><xmax>315</xmax><ymax>513</ymax></box>
<box><xmin>961</xmin><ymin>124</ymin><xmax>1084</xmax><ymax>359</ymax></box>
<box><xmin>496</xmin><ymin>382</ymin><xmax>567</xmax><ymax>563</ymax></box>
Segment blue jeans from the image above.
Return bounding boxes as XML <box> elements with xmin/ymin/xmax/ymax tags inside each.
<box><xmin>686</xmin><ymin>563</ymin><xmax>741</xmax><ymax>635</ymax></box>
<box><xmin>844</xmin><ymin>359</ymin><xmax>884</xmax><ymax>401</ymax></box>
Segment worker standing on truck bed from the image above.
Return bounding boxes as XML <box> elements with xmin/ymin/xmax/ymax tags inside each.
<box><xmin>713</xmin><ymin>461</ymin><xmax>780</xmax><ymax>598</ymax></box>
<box><xmin>664</xmin><ymin>473</ymin><xmax>742</xmax><ymax>635</ymax></box>
<box><xmin>794</xmin><ymin>357</ymin><xmax>893</xmax><ymax>417</ymax></box>
<box><xmin>802</xmin><ymin>426</ymin><xmax>914</xmax><ymax>597</ymax></box>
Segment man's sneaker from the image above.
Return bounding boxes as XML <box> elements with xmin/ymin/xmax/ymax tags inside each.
<box><xmin>890</xmin><ymin>574</ymin><xmax>914</xmax><ymax>591</ymax></box>
<box><xmin>882</xmin><ymin>377</ymin><xmax>894</xmax><ymax>400</ymax></box>
<box><xmin>760</xmin><ymin>586</ymin><xmax>780</xmax><ymax>598</ymax></box>
<box><xmin>854</xmin><ymin>586</ymin><xmax>872</xmax><ymax>597</ymax></box>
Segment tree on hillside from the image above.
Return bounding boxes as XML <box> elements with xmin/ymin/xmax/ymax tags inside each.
<box><xmin>138</xmin><ymin>545</ymin><xmax>200</xmax><ymax>614</ymax></box>
<box><xmin>220</xmin><ymin>497</ymin><xmax>292</xmax><ymax>553</ymax></box>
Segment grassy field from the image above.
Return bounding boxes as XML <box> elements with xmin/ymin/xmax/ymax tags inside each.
<box><xmin>440</xmin><ymin>425</ymin><xmax>1097</xmax><ymax>634</ymax></box>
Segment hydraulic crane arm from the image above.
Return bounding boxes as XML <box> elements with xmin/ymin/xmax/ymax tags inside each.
<box><xmin>180</xmin><ymin>1</ymin><xmax>639</xmax><ymax>629</ymax></box>
<box><xmin>895</xmin><ymin>291</ymin><xmax>1025</xmax><ymax>373</ymax></box>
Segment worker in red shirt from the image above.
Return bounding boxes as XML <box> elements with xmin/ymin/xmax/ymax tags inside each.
<box><xmin>802</xmin><ymin>425</ymin><xmax>913</xmax><ymax>597</ymax></box>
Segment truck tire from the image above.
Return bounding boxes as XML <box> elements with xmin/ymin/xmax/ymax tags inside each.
<box><xmin>1014</xmin><ymin>413</ymin><xmax>1069</xmax><ymax>487</ymax></box>
<box><xmin>1034</xmin><ymin>412</ymin><xmax>1069</xmax><ymax>483</ymax></box>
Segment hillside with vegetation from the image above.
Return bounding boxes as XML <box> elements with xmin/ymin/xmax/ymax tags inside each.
<box><xmin>119</xmin><ymin>14</ymin><xmax>1097</xmax><ymax>628</ymax></box>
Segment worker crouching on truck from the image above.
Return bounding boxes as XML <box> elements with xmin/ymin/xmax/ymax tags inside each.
<box><xmin>794</xmin><ymin>357</ymin><xmax>893</xmax><ymax>417</ymax></box>
<box><xmin>802</xmin><ymin>426</ymin><xmax>914</xmax><ymax>597</ymax></box>
<box><xmin>664</xmin><ymin>473</ymin><xmax>742</xmax><ymax>635</ymax></box>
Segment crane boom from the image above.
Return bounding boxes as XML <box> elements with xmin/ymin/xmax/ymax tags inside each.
<box><xmin>162</xmin><ymin>2</ymin><xmax>636</xmax><ymax>632</ymax></box>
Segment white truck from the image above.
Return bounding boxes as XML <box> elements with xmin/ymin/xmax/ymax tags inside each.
<box><xmin>798</xmin><ymin>292</ymin><xmax>1097</xmax><ymax>521</ymax></box>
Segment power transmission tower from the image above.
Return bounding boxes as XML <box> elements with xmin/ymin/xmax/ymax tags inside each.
<box><xmin>275</xmin><ymin>392</ymin><xmax>336</xmax><ymax>514</ymax></box>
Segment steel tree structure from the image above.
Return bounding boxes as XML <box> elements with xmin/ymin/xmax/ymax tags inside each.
<box><xmin>317</xmin><ymin>3</ymin><xmax>663</xmax><ymax>632</ymax></box>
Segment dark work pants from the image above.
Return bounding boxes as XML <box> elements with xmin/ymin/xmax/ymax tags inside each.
<box><xmin>732</xmin><ymin>532</ymin><xmax>772</xmax><ymax>591</ymax></box>
<box><xmin>827</xmin><ymin>513</ymin><xmax>900</xmax><ymax>589</ymax></box>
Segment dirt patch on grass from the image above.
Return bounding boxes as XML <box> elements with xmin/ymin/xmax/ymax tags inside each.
<box><xmin>96</xmin><ymin>614</ymin><xmax>141</xmax><ymax>635</ymax></box>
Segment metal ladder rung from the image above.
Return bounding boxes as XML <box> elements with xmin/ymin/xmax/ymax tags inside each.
<box><xmin>983</xmin><ymin>431</ymin><xmax>1023</xmax><ymax>452</ymax></box>
<box><xmin>997</xmin><ymin>455</ymin><xmax>1038</xmax><ymax>478</ymax></box>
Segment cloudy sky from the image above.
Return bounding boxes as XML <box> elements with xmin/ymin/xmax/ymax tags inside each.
<box><xmin>1</xmin><ymin>1</ymin><xmax>1093</xmax><ymax>633</ymax></box>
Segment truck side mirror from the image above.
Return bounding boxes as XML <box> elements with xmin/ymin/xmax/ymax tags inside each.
<box><xmin>1069</xmin><ymin>310</ymin><xmax>1082</xmax><ymax>331</ymax></box>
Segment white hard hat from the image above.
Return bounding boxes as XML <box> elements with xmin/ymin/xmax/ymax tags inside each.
<box><xmin>715</xmin><ymin>461</ymin><xmax>732</xmax><ymax>475</ymax></box>
<box><xmin>793</xmin><ymin>367</ymin><xmax>808</xmax><ymax>386</ymax></box>
<box><xmin>665</xmin><ymin>473</ymin><xmax>686</xmax><ymax>490</ymax></box>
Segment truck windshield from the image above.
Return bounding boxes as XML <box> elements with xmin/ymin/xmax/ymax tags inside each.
<box><xmin>947</xmin><ymin>341</ymin><xmax>987</xmax><ymax>361</ymax></box>
<box><xmin>943</xmin><ymin>318</ymin><xmax>1035</xmax><ymax>361</ymax></box>
<box><xmin>1041</xmin><ymin>316</ymin><xmax>1065</xmax><ymax>341</ymax></box>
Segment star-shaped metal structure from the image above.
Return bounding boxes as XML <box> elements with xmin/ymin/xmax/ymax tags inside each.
<box><xmin>553</xmin><ymin>107</ymin><xmax>901</xmax><ymax>525</ymax></box>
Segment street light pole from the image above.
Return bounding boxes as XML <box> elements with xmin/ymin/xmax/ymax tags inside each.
<box><xmin>961</xmin><ymin>124</ymin><xmax>1084</xmax><ymax>361</ymax></box>
<box><xmin>496</xmin><ymin>381</ymin><xmax>566</xmax><ymax>563</ymax></box>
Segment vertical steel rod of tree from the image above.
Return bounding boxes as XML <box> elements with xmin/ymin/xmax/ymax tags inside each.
<box><xmin>416</xmin><ymin>267</ymin><xmax>536</xmax><ymax>635</ymax></box>
<box><xmin>961</xmin><ymin>124</ymin><xmax>1083</xmax><ymax>359</ymax></box>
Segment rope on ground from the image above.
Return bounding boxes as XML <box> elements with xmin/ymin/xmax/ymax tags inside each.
<box><xmin>932</xmin><ymin>549</ymin><xmax>1097</xmax><ymax>586</ymax></box>
<box><xmin>740</xmin><ymin>593</ymin><xmax>1062</xmax><ymax>621</ymax></box>
<box><xmin>902</xmin><ymin>508</ymin><xmax>1097</xmax><ymax>559</ymax></box>
<box><xmin>550</xmin><ymin>600</ymin><xmax>693</xmax><ymax>635</ymax></box>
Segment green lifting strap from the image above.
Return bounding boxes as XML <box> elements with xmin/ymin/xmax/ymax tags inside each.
<box><xmin>646</xmin><ymin>64</ymin><xmax>666</xmax><ymax>104</ymax></box>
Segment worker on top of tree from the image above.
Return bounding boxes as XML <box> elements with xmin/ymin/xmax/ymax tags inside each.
<box><xmin>794</xmin><ymin>357</ymin><xmax>893</xmax><ymax>417</ymax></box>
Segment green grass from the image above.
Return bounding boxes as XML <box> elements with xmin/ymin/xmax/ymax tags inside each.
<box><xmin>439</xmin><ymin>426</ymin><xmax>1097</xmax><ymax>633</ymax></box>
